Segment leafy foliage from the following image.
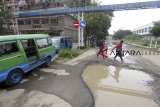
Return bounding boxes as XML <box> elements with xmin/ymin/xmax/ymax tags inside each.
<box><xmin>0</xmin><ymin>1</ymin><xmax>12</xmax><ymax>35</ymax></box>
<box><xmin>85</xmin><ymin>12</ymin><xmax>112</xmax><ymax>38</ymax></box>
<box><xmin>68</xmin><ymin>0</ymin><xmax>113</xmax><ymax>46</ymax></box>
<box><xmin>58</xmin><ymin>49</ymin><xmax>80</xmax><ymax>58</ymax></box>
<box><xmin>124</xmin><ymin>34</ymin><xmax>142</xmax><ymax>40</ymax></box>
<box><xmin>142</xmin><ymin>40</ymin><xmax>150</xmax><ymax>46</ymax></box>
<box><xmin>151</xmin><ymin>21</ymin><xmax>160</xmax><ymax>38</ymax></box>
<box><xmin>124</xmin><ymin>34</ymin><xmax>152</xmax><ymax>46</ymax></box>
<box><xmin>67</xmin><ymin>0</ymin><xmax>92</xmax><ymax>7</ymax></box>
<box><xmin>113</xmin><ymin>30</ymin><xmax>132</xmax><ymax>39</ymax></box>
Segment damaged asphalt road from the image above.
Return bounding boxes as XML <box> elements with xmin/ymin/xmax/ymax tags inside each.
<box><xmin>0</xmin><ymin>55</ymin><xmax>96</xmax><ymax>107</ymax></box>
<box><xmin>0</xmin><ymin>45</ymin><xmax>160</xmax><ymax>107</ymax></box>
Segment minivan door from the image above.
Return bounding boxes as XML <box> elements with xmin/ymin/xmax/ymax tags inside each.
<box><xmin>64</xmin><ymin>38</ymin><xmax>68</xmax><ymax>48</ymax></box>
<box><xmin>0</xmin><ymin>40</ymin><xmax>25</xmax><ymax>71</ymax></box>
<box><xmin>35</xmin><ymin>38</ymin><xmax>53</xmax><ymax>62</ymax></box>
<box><xmin>60</xmin><ymin>38</ymin><xmax>65</xmax><ymax>48</ymax></box>
<box><xmin>21</xmin><ymin>39</ymin><xmax>38</xmax><ymax>65</ymax></box>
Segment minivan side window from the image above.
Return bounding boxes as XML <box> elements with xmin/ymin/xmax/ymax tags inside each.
<box><xmin>67</xmin><ymin>38</ymin><xmax>71</xmax><ymax>43</ymax></box>
<box><xmin>47</xmin><ymin>37</ymin><xmax>53</xmax><ymax>46</ymax></box>
<box><xmin>36</xmin><ymin>38</ymin><xmax>50</xmax><ymax>48</ymax></box>
<box><xmin>0</xmin><ymin>41</ymin><xmax>19</xmax><ymax>56</ymax></box>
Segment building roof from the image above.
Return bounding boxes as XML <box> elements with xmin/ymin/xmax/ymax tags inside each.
<box><xmin>133</xmin><ymin>22</ymin><xmax>154</xmax><ymax>31</ymax></box>
<box><xmin>0</xmin><ymin>34</ymin><xmax>49</xmax><ymax>42</ymax></box>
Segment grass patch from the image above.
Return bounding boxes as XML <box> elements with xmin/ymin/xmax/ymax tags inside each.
<box><xmin>125</xmin><ymin>39</ymin><xmax>160</xmax><ymax>48</ymax></box>
<box><xmin>141</xmin><ymin>40</ymin><xmax>150</xmax><ymax>46</ymax></box>
<box><xmin>58</xmin><ymin>49</ymin><xmax>80</xmax><ymax>58</ymax></box>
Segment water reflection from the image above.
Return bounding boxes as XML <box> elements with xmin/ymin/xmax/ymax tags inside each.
<box><xmin>83</xmin><ymin>64</ymin><xmax>158</xmax><ymax>107</ymax></box>
<box><xmin>109</xmin><ymin>65</ymin><xmax>121</xmax><ymax>83</ymax></box>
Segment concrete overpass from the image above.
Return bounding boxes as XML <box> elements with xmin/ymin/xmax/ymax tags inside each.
<box><xmin>15</xmin><ymin>1</ymin><xmax>160</xmax><ymax>17</ymax></box>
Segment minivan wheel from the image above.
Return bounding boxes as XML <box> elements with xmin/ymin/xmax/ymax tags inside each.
<box><xmin>5</xmin><ymin>69</ymin><xmax>23</xmax><ymax>86</ymax></box>
<box><xmin>44</xmin><ymin>57</ymin><xmax>51</xmax><ymax>67</ymax></box>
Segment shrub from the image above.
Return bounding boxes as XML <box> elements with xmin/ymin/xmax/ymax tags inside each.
<box><xmin>152</xmin><ymin>40</ymin><xmax>160</xmax><ymax>45</ymax></box>
<box><xmin>142</xmin><ymin>40</ymin><xmax>150</xmax><ymax>46</ymax></box>
<box><xmin>157</xmin><ymin>40</ymin><xmax>160</xmax><ymax>45</ymax></box>
<box><xmin>58</xmin><ymin>49</ymin><xmax>80</xmax><ymax>58</ymax></box>
<box><xmin>125</xmin><ymin>34</ymin><xmax>142</xmax><ymax>40</ymax></box>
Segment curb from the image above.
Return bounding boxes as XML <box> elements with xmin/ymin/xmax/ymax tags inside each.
<box><xmin>51</xmin><ymin>54</ymin><xmax>58</xmax><ymax>61</ymax></box>
<box><xmin>79</xmin><ymin>48</ymin><xmax>90</xmax><ymax>54</ymax></box>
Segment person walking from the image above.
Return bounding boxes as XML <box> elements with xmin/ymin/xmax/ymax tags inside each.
<box><xmin>97</xmin><ymin>38</ymin><xmax>105</xmax><ymax>58</ymax></box>
<box><xmin>112</xmin><ymin>40</ymin><xmax>124</xmax><ymax>61</ymax></box>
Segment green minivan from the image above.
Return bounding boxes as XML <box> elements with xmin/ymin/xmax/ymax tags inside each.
<box><xmin>0</xmin><ymin>34</ymin><xmax>56</xmax><ymax>86</ymax></box>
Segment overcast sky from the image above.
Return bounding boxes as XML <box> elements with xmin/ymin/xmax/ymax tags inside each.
<box><xmin>100</xmin><ymin>0</ymin><xmax>160</xmax><ymax>34</ymax></box>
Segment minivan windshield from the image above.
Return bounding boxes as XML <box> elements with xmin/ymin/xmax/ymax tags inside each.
<box><xmin>51</xmin><ymin>38</ymin><xmax>60</xmax><ymax>44</ymax></box>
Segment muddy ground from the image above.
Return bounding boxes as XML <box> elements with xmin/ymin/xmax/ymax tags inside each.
<box><xmin>82</xmin><ymin>43</ymin><xmax>160</xmax><ymax>107</ymax></box>
<box><xmin>0</xmin><ymin>43</ymin><xmax>160</xmax><ymax>107</ymax></box>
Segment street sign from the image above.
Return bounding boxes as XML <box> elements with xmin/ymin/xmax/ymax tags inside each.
<box><xmin>80</xmin><ymin>21</ymin><xmax>86</xmax><ymax>29</ymax></box>
<box><xmin>73</xmin><ymin>21</ymin><xmax>79</xmax><ymax>28</ymax></box>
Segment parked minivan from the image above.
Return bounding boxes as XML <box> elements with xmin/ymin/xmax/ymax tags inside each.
<box><xmin>51</xmin><ymin>36</ymin><xmax>72</xmax><ymax>53</ymax></box>
<box><xmin>0</xmin><ymin>34</ymin><xmax>56</xmax><ymax>86</ymax></box>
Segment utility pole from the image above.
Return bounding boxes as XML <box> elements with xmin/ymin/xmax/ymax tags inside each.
<box><xmin>77</xmin><ymin>0</ymin><xmax>81</xmax><ymax>48</ymax></box>
<box><xmin>14</xmin><ymin>0</ymin><xmax>19</xmax><ymax>34</ymax></box>
<box><xmin>77</xmin><ymin>0</ymin><xmax>85</xmax><ymax>48</ymax></box>
<box><xmin>78</xmin><ymin>12</ymin><xmax>84</xmax><ymax>48</ymax></box>
<box><xmin>81</xmin><ymin>12</ymin><xmax>84</xmax><ymax>47</ymax></box>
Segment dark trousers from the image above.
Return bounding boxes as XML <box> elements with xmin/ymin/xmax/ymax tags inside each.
<box><xmin>114</xmin><ymin>51</ymin><xmax>123</xmax><ymax>61</ymax></box>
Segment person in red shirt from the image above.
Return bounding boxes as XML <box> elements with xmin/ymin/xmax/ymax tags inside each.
<box><xmin>112</xmin><ymin>40</ymin><xmax>124</xmax><ymax>61</ymax></box>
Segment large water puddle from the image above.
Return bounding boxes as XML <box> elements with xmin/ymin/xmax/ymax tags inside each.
<box><xmin>82</xmin><ymin>64</ymin><xmax>158</xmax><ymax>107</ymax></box>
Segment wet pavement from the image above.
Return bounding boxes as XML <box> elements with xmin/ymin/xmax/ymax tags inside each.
<box><xmin>0</xmin><ymin>41</ymin><xmax>160</xmax><ymax>107</ymax></box>
<box><xmin>0</xmin><ymin>57</ymin><xmax>95</xmax><ymax>107</ymax></box>
<box><xmin>0</xmin><ymin>89</ymin><xmax>72</xmax><ymax>107</ymax></box>
<box><xmin>82</xmin><ymin>41</ymin><xmax>160</xmax><ymax>107</ymax></box>
<box><xmin>83</xmin><ymin>64</ymin><xmax>158</xmax><ymax>107</ymax></box>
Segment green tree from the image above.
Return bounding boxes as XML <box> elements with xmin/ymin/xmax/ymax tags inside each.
<box><xmin>124</xmin><ymin>34</ymin><xmax>142</xmax><ymax>40</ymax></box>
<box><xmin>0</xmin><ymin>0</ymin><xmax>11</xmax><ymax>35</ymax></box>
<box><xmin>67</xmin><ymin>0</ymin><xmax>91</xmax><ymax>7</ymax></box>
<box><xmin>68</xmin><ymin>0</ymin><xmax>113</xmax><ymax>46</ymax></box>
<box><xmin>113</xmin><ymin>30</ymin><xmax>132</xmax><ymax>39</ymax></box>
<box><xmin>151</xmin><ymin>21</ymin><xmax>160</xmax><ymax>38</ymax></box>
<box><xmin>85</xmin><ymin>12</ymin><xmax>112</xmax><ymax>37</ymax></box>
<box><xmin>150</xmin><ymin>21</ymin><xmax>160</xmax><ymax>48</ymax></box>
